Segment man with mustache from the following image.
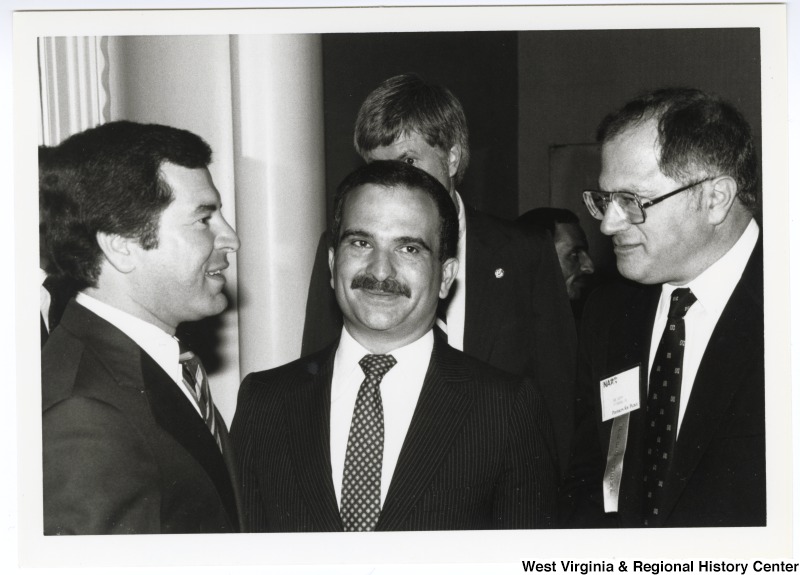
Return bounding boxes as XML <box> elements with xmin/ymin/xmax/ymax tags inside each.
<box><xmin>301</xmin><ymin>73</ymin><xmax>576</xmax><ymax>473</ymax></box>
<box><xmin>232</xmin><ymin>161</ymin><xmax>559</xmax><ymax>531</ymax></box>
<box><xmin>41</xmin><ymin>121</ymin><xmax>242</xmax><ymax>534</ymax></box>
<box><xmin>563</xmin><ymin>88</ymin><xmax>764</xmax><ymax>527</ymax></box>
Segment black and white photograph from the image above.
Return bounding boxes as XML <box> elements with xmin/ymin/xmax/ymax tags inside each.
<box><xmin>5</xmin><ymin>1</ymin><xmax>794</xmax><ymax>572</ymax></box>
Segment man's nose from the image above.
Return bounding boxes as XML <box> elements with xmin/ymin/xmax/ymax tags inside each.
<box><xmin>366</xmin><ymin>248</ymin><xmax>395</xmax><ymax>280</ymax></box>
<box><xmin>599</xmin><ymin>201</ymin><xmax>630</xmax><ymax>236</ymax></box>
<box><xmin>215</xmin><ymin>217</ymin><xmax>241</xmax><ymax>252</ymax></box>
<box><xmin>580</xmin><ymin>251</ymin><xmax>595</xmax><ymax>274</ymax></box>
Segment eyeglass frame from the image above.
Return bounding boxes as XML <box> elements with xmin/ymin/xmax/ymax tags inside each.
<box><xmin>582</xmin><ymin>176</ymin><xmax>715</xmax><ymax>225</ymax></box>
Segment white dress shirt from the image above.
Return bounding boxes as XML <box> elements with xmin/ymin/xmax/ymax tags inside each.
<box><xmin>436</xmin><ymin>190</ymin><xmax>467</xmax><ymax>350</ymax></box>
<box><xmin>40</xmin><ymin>268</ymin><xmax>51</xmax><ymax>332</ymax></box>
<box><xmin>647</xmin><ymin>219</ymin><xmax>759</xmax><ymax>434</ymax></box>
<box><xmin>330</xmin><ymin>327</ymin><xmax>433</xmax><ymax>508</ymax></box>
<box><xmin>75</xmin><ymin>292</ymin><xmax>203</xmax><ymax>417</ymax></box>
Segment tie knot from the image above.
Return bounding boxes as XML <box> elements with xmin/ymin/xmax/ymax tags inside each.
<box><xmin>359</xmin><ymin>354</ymin><xmax>397</xmax><ymax>379</ymax></box>
<box><xmin>667</xmin><ymin>288</ymin><xmax>697</xmax><ymax>319</ymax></box>
<box><xmin>178</xmin><ymin>341</ymin><xmax>199</xmax><ymax>365</ymax></box>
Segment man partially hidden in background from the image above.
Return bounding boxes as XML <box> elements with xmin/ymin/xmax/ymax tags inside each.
<box><xmin>516</xmin><ymin>207</ymin><xmax>596</xmax><ymax>302</ymax></box>
<box><xmin>41</xmin><ymin>121</ymin><xmax>242</xmax><ymax>534</ymax></box>
<box><xmin>38</xmin><ymin>146</ymin><xmax>77</xmax><ymax>347</ymax></box>
<box><xmin>233</xmin><ymin>161</ymin><xmax>558</xmax><ymax>532</ymax></box>
<box><xmin>563</xmin><ymin>88</ymin><xmax>764</xmax><ymax>527</ymax></box>
<box><xmin>301</xmin><ymin>74</ymin><xmax>576</xmax><ymax>474</ymax></box>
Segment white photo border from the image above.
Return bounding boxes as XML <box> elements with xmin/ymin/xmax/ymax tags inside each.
<box><xmin>12</xmin><ymin>3</ymin><xmax>791</xmax><ymax>569</ymax></box>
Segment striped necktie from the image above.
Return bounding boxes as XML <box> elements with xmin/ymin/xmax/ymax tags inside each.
<box><xmin>179</xmin><ymin>344</ymin><xmax>223</xmax><ymax>453</ymax></box>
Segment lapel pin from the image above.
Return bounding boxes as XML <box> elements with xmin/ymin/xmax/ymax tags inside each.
<box><xmin>494</xmin><ymin>268</ymin><xmax>504</xmax><ymax>278</ymax></box>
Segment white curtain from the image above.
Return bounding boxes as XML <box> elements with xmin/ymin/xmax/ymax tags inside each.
<box><xmin>38</xmin><ymin>34</ymin><xmax>327</xmax><ymax>424</ymax></box>
<box><xmin>38</xmin><ymin>36</ymin><xmax>110</xmax><ymax>145</ymax></box>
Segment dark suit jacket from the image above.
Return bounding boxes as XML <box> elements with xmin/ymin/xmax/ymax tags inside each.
<box><xmin>300</xmin><ymin>204</ymin><xmax>577</xmax><ymax>474</ymax></box>
<box><xmin>231</xmin><ymin>334</ymin><xmax>559</xmax><ymax>532</ymax></box>
<box><xmin>40</xmin><ymin>275</ymin><xmax>74</xmax><ymax>348</ymax></box>
<box><xmin>41</xmin><ymin>301</ymin><xmax>243</xmax><ymax>534</ymax></box>
<box><xmin>562</xmin><ymin>240</ymin><xmax>765</xmax><ymax>527</ymax></box>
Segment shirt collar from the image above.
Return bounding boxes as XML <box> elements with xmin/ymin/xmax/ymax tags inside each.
<box><xmin>75</xmin><ymin>292</ymin><xmax>180</xmax><ymax>376</ymax></box>
<box><xmin>662</xmin><ymin>218</ymin><xmax>759</xmax><ymax>317</ymax></box>
<box><xmin>333</xmin><ymin>327</ymin><xmax>435</xmax><ymax>397</ymax></box>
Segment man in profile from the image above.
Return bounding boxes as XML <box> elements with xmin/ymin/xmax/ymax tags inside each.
<box><xmin>41</xmin><ymin>121</ymin><xmax>242</xmax><ymax>534</ymax></box>
<box><xmin>516</xmin><ymin>207</ymin><xmax>596</xmax><ymax>302</ymax></box>
<box><xmin>563</xmin><ymin>88</ymin><xmax>764</xmax><ymax>527</ymax></box>
<box><xmin>233</xmin><ymin>161</ymin><xmax>558</xmax><ymax>532</ymax></box>
<box><xmin>301</xmin><ymin>74</ymin><xmax>576</xmax><ymax>472</ymax></box>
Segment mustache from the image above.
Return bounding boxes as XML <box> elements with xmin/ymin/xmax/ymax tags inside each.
<box><xmin>350</xmin><ymin>274</ymin><xmax>411</xmax><ymax>298</ymax></box>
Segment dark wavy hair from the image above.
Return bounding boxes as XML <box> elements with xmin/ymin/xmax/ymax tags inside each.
<box><xmin>516</xmin><ymin>207</ymin><xmax>580</xmax><ymax>236</ymax></box>
<box><xmin>597</xmin><ymin>87</ymin><xmax>758</xmax><ymax>213</ymax></box>
<box><xmin>331</xmin><ymin>160</ymin><xmax>458</xmax><ymax>262</ymax></box>
<box><xmin>354</xmin><ymin>73</ymin><xmax>470</xmax><ymax>186</ymax></box>
<box><xmin>39</xmin><ymin>120</ymin><xmax>212</xmax><ymax>290</ymax></box>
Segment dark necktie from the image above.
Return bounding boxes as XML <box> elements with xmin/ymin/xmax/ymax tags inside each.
<box><xmin>642</xmin><ymin>287</ymin><xmax>697</xmax><ymax>526</ymax></box>
<box><xmin>43</xmin><ymin>275</ymin><xmax>71</xmax><ymax>333</ymax></box>
<box><xmin>340</xmin><ymin>354</ymin><xmax>397</xmax><ymax>531</ymax></box>
<box><xmin>179</xmin><ymin>344</ymin><xmax>223</xmax><ymax>453</ymax></box>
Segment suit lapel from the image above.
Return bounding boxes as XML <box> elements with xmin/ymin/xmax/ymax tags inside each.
<box><xmin>284</xmin><ymin>348</ymin><xmax>343</xmax><ymax>531</ymax></box>
<box><xmin>463</xmin><ymin>207</ymin><xmax>490</xmax><ymax>355</ymax></box>
<box><xmin>141</xmin><ymin>352</ymin><xmax>239</xmax><ymax>528</ymax></box>
<box><xmin>607</xmin><ymin>283</ymin><xmax>660</xmax><ymax>523</ymax></box>
<box><xmin>658</xmin><ymin>242</ymin><xmax>764</xmax><ymax>521</ymax></box>
<box><xmin>217</xmin><ymin>411</ymin><xmax>246</xmax><ymax>531</ymax></box>
<box><xmin>462</xmin><ymin>207</ymin><xmax>508</xmax><ymax>359</ymax></box>
<box><xmin>58</xmin><ymin>301</ymin><xmax>240</xmax><ymax>528</ymax></box>
<box><xmin>377</xmin><ymin>336</ymin><xmax>474</xmax><ymax>530</ymax></box>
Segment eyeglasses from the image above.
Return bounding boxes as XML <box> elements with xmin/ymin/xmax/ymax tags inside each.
<box><xmin>582</xmin><ymin>177</ymin><xmax>714</xmax><ymax>225</ymax></box>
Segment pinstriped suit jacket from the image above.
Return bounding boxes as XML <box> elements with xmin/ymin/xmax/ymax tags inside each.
<box><xmin>231</xmin><ymin>334</ymin><xmax>559</xmax><ymax>531</ymax></box>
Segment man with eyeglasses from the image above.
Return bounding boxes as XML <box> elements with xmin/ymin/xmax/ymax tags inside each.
<box><xmin>562</xmin><ymin>88</ymin><xmax>764</xmax><ymax>528</ymax></box>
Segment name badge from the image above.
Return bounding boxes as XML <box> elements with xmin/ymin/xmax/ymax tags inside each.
<box><xmin>600</xmin><ymin>365</ymin><xmax>640</xmax><ymax>422</ymax></box>
<box><xmin>603</xmin><ymin>413</ymin><xmax>630</xmax><ymax>513</ymax></box>
<box><xmin>600</xmin><ymin>364</ymin><xmax>641</xmax><ymax>512</ymax></box>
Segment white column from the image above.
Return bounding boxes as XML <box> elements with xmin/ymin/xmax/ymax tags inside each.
<box><xmin>230</xmin><ymin>34</ymin><xmax>326</xmax><ymax>378</ymax></box>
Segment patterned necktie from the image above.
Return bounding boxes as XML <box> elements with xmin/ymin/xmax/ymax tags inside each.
<box><xmin>340</xmin><ymin>354</ymin><xmax>397</xmax><ymax>531</ymax></box>
<box><xmin>642</xmin><ymin>287</ymin><xmax>697</xmax><ymax>526</ymax></box>
<box><xmin>179</xmin><ymin>344</ymin><xmax>223</xmax><ymax>453</ymax></box>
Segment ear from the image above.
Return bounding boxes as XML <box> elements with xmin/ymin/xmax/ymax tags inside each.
<box><xmin>706</xmin><ymin>175</ymin><xmax>739</xmax><ymax>225</ymax></box>
<box><xmin>328</xmin><ymin>247</ymin><xmax>336</xmax><ymax>290</ymax></box>
<box><xmin>438</xmin><ymin>257</ymin><xmax>459</xmax><ymax>299</ymax></box>
<box><xmin>446</xmin><ymin>144</ymin><xmax>462</xmax><ymax>180</ymax></box>
<box><xmin>96</xmin><ymin>231</ymin><xmax>136</xmax><ymax>274</ymax></box>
